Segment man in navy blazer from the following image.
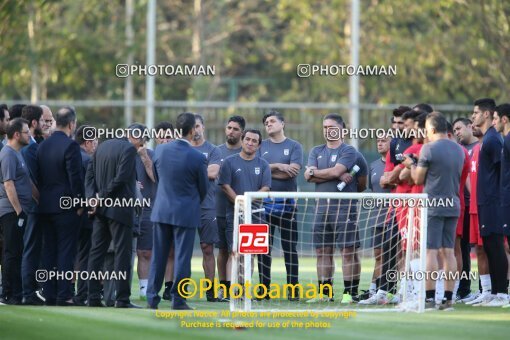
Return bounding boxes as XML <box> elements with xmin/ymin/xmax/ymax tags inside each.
<box><xmin>147</xmin><ymin>112</ymin><xmax>208</xmax><ymax>310</ymax></box>
<box><xmin>36</xmin><ymin>106</ymin><xmax>84</xmax><ymax>306</ymax></box>
<box><xmin>19</xmin><ymin>105</ymin><xmax>44</xmax><ymax>305</ymax></box>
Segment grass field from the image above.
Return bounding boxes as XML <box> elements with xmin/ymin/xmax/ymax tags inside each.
<box><xmin>1</xmin><ymin>258</ymin><xmax>509</xmax><ymax>340</ymax></box>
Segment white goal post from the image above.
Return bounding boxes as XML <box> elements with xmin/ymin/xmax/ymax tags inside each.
<box><xmin>231</xmin><ymin>191</ymin><xmax>428</xmax><ymax>313</ymax></box>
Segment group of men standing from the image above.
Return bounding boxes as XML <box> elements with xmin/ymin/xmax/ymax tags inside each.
<box><xmin>1</xmin><ymin>101</ymin><xmax>509</xmax><ymax>311</ymax></box>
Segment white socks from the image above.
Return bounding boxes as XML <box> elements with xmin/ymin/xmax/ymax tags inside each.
<box><xmin>370</xmin><ymin>282</ymin><xmax>377</xmax><ymax>293</ymax></box>
<box><xmin>139</xmin><ymin>279</ymin><xmax>148</xmax><ymax>296</ymax></box>
<box><xmin>435</xmin><ymin>270</ymin><xmax>445</xmax><ymax>303</ymax></box>
<box><xmin>480</xmin><ymin>274</ymin><xmax>491</xmax><ymax>294</ymax></box>
<box><xmin>453</xmin><ymin>280</ymin><xmax>460</xmax><ymax>299</ymax></box>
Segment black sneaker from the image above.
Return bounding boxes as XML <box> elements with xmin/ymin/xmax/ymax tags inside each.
<box><xmin>162</xmin><ymin>286</ymin><xmax>172</xmax><ymax>301</ymax></box>
<box><xmin>206</xmin><ymin>291</ymin><xmax>217</xmax><ymax>302</ymax></box>
<box><xmin>287</xmin><ymin>287</ymin><xmax>300</xmax><ymax>301</ymax></box>
<box><xmin>254</xmin><ymin>287</ymin><xmax>270</xmax><ymax>301</ymax></box>
<box><xmin>23</xmin><ymin>295</ymin><xmax>45</xmax><ymax>306</ymax></box>
<box><xmin>0</xmin><ymin>296</ymin><xmax>22</xmax><ymax>305</ymax></box>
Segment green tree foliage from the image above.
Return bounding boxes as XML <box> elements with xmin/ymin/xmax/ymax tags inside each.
<box><xmin>1</xmin><ymin>0</ymin><xmax>508</xmax><ymax>105</ymax></box>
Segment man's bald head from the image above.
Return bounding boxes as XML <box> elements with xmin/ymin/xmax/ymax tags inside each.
<box><xmin>40</xmin><ymin>105</ymin><xmax>55</xmax><ymax>138</ymax></box>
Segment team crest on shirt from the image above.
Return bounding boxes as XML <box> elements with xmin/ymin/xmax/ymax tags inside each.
<box><xmin>255</xmin><ymin>167</ymin><xmax>260</xmax><ymax>175</ymax></box>
<box><xmin>331</xmin><ymin>155</ymin><xmax>337</xmax><ymax>162</ymax></box>
<box><xmin>284</xmin><ymin>149</ymin><xmax>289</xmax><ymax>156</ymax></box>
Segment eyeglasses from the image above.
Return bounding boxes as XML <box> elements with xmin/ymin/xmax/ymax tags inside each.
<box><xmin>21</xmin><ymin>130</ymin><xmax>30</xmax><ymax>134</ymax></box>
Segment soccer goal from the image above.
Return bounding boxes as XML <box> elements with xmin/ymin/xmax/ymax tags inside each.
<box><xmin>230</xmin><ymin>191</ymin><xmax>428</xmax><ymax>313</ymax></box>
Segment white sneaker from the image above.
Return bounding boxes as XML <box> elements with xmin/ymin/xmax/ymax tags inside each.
<box><xmin>466</xmin><ymin>292</ymin><xmax>491</xmax><ymax>305</ymax></box>
<box><xmin>472</xmin><ymin>294</ymin><xmax>495</xmax><ymax>307</ymax></box>
<box><xmin>358</xmin><ymin>290</ymin><xmax>388</xmax><ymax>305</ymax></box>
<box><xmin>460</xmin><ymin>291</ymin><xmax>480</xmax><ymax>303</ymax></box>
<box><xmin>483</xmin><ymin>294</ymin><xmax>509</xmax><ymax>307</ymax></box>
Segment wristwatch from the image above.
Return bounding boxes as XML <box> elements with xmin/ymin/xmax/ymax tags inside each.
<box><xmin>308</xmin><ymin>168</ymin><xmax>314</xmax><ymax>176</ymax></box>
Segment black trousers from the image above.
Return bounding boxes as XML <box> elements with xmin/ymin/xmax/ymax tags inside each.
<box><xmin>482</xmin><ymin>234</ymin><xmax>508</xmax><ymax>294</ymax></box>
<box><xmin>0</xmin><ymin>212</ymin><xmax>24</xmax><ymax>300</ymax></box>
<box><xmin>258</xmin><ymin>210</ymin><xmax>299</xmax><ymax>286</ymax></box>
<box><xmin>40</xmin><ymin>211</ymin><xmax>80</xmax><ymax>303</ymax></box>
<box><xmin>74</xmin><ymin>225</ymin><xmax>92</xmax><ymax>302</ymax></box>
<box><xmin>87</xmin><ymin>215</ymin><xmax>132</xmax><ymax>304</ymax></box>
<box><xmin>458</xmin><ymin>207</ymin><xmax>472</xmax><ymax>297</ymax></box>
<box><xmin>21</xmin><ymin>212</ymin><xmax>42</xmax><ymax>299</ymax></box>
<box><xmin>378</xmin><ymin>213</ymin><xmax>400</xmax><ymax>294</ymax></box>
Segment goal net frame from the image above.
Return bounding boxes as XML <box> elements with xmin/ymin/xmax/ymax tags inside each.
<box><xmin>230</xmin><ymin>191</ymin><xmax>428</xmax><ymax>313</ymax></box>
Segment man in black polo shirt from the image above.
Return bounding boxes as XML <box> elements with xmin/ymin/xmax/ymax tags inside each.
<box><xmin>258</xmin><ymin>111</ymin><xmax>303</xmax><ymax>300</ymax></box>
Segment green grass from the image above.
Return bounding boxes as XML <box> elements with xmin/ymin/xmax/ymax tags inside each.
<box><xmin>1</xmin><ymin>258</ymin><xmax>509</xmax><ymax>340</ymax></box>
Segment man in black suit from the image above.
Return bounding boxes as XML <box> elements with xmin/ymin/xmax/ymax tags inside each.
<box><xmin>72</xmin><ymin>125</ymin><xmax>98</xmax><ymax>306</ymax></box>
<box><xmin>85</xmin><ymin>129</ymin><xmax>138</xmax><ymax>308</ymax></box>
<box><xmin>147</xmin><ymin>112</ymin><xmax>208</xmax><ymax>310</ymax></box>
<box><xmin>36</xmin><ymin>106</ymin><xmax>84</xmax><ymax>306</ymax></box>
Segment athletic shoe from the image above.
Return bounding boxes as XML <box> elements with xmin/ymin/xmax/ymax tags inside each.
<box><xmin>459</xmin><ymin>291</ymin><xmax>480</xmax><ymax>303</ymax></box>
<box><xmin>341</xmin><ymin>293</ymin><xmax>354</xmax><ymax>304</ymax></box>
<box><xmin>472</xmin><ymin>294</ymin><xmax>496</xmax><ymax>307</ymax></box>
<box><xmin>217</xmin><ymin>289</ymin><xmax>229</xmax><ymax>302</ymax></box>
<box><xmin>466</xmin><ymin>292</ymin><xmax>491</xmax><ymax>305</ymax></box>
<box><xmin>287</xmin><ymin>287</ymin><xmax>300</xmax><ymax>301</ymax></box>
<box><xmin>387</xmin><ymin>293</ymin><xmax>400</xmax><ymax>304</ymax></box>
<box><xmin>162</xmin><ymin>286</ymin><xmax>172</xmax><ymax>301</ymax></box>
<box><xmin>306</xmin><ymin>296</ymin><xmax>334</xmax><ymax>303</ymax></box>
<box><xmin>357</xmin><ymin>290</ymin><xmax>372</xmax><ymax>301</ymax></box>
<box><xmin>24</xmin><ymin>295</ymin><xmax>46</xmax><ymax>306</ymax></box>
<box><xmin>482</xmin><ymin>294</ymin><xmax>508</xmax><ymax>307</ymax></box>
<box><xmin>206</xmin><ymin>291</ymin><xmax>218</xmax><ymax>302</ymax></box>
<box><xmin>358</xmin><ymin>290</ymin><xmax>388</xmax><ymax>305</ymax></box>
<box><xmin>287</xmin><ymin>294</ymin><xmax>300</xmax><ymax>302</ymax></box>
<box><xmin>36</xmin><ymin>289</ymin><xmax>46</xmax><ymax>302</ymax></box>
<box><xmin>252</xmin><ymin>286</ymin><xmax>271</xmax><ymax>301</ymax></box>
<box><xmin>437</xmin><ymin>300</ymin><xmax>454</xmax><ymax>311</ymax></box>
<box><xmin>425</xmin><ymin>298</ymin><xmax>436</xmax><ymax>310</ymax></box>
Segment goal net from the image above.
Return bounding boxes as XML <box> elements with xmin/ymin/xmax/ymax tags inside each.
<box><xmin>230</xmin><ymin>192</ymin><xmax>428</xmax><ymax>313</ymax></box>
